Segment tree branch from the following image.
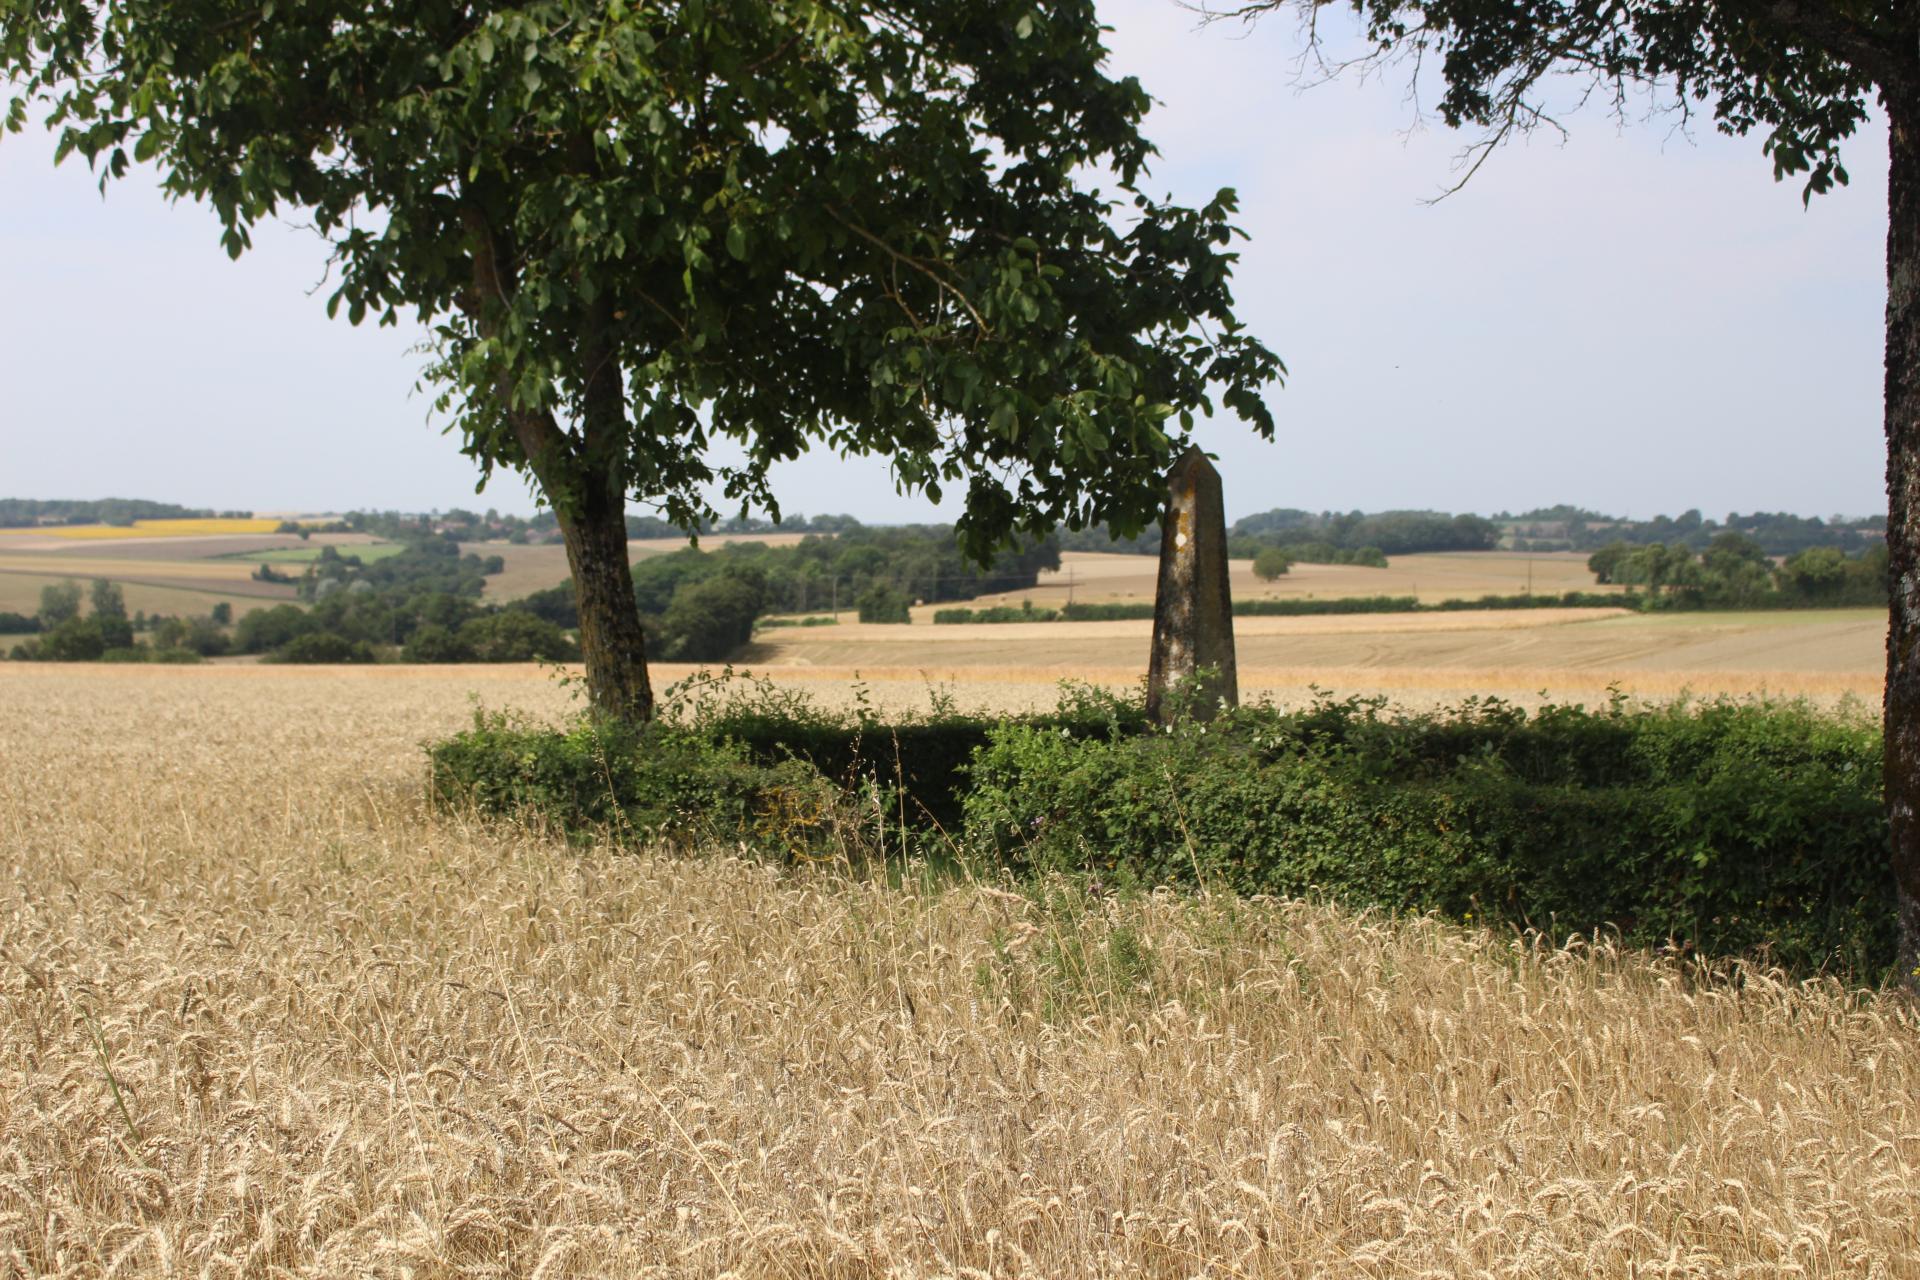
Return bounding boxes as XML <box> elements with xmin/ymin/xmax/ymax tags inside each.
<box><xmin>824</xmin><ymin>206</ymin><xmax>994</xmax><ymax>338</ymax></box>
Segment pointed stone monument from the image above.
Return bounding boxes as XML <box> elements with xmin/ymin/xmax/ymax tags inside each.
<box><xmin>1147</xmin><ymin>447</ymin><xmax>1238</xmax><ymax>723</ymax></box>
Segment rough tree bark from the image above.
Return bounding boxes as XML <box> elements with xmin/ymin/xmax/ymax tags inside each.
<box><xmin>562</xmin><ymin>292</ymin><xmax>654</xmax><ymax>725</ymax></box>
<box><xmin>554</xmin><ymin>482</ymin><xmax>654</xmax><ymax>725</ymax></box>
<box><xmin>1885</xmin><ymin>100</ymin><xmax>1920</xmax><ymax>982</ymax></box>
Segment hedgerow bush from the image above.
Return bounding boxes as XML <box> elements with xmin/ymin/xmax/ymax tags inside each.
<box><xmin>429</xmin><ymin>710</ymin><xmax>854</xmax><ymax>857</ymax></box>
<box><xmin>964</xmin><ymin>691</ymin><xmax>1892</xmax><ymax>979</ymax></box>
<box><xmin>428</xmin><ymin>678</ymin><xmax>1894</xmax><ymax>980</ymax></box>
<box><xmin>958</xmin><ymin>592</ymin><xmax>1634</xmax><ymax>624</ymax></box>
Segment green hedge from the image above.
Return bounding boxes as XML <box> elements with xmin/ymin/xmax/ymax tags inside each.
<box><xmin>427</xmin><ymin>685</ymin><xmax>1895</xmax><ymax>981</ymax></box>
<box><xmin>934</xmin><ymin>603</ymin><xmax>1063</xmax><ymax>624</ymax></box>
<box><xmin>964</xmin><ymin>694</ymin><xmax>1892</xmax><ymax>979</ymax></box>
<box><xmin>429</xmin><ymin>713</ymin><xmax>850</xmax><ymax>854</ymax></box>
<box><xmin>934</xmin><ymin>592</ymin><xmax>1634</xmax><ymax>623</ymax></box>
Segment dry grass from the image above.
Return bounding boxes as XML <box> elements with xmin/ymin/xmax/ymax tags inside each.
<box><xmin>2</xmin><ymin>666</ymin><xmax>1919</xmax><ymax>1277</ymax></box>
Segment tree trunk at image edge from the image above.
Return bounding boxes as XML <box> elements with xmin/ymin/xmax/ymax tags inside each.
<box><xmin>1886</xmin><ymin>104</ymin><xmax>1920</xmax><ymax>984</ymax></box>
<box><xmin>557</xmin><ymin>483</ymin><xmax>654</xmax><ymax>725</ymax></box>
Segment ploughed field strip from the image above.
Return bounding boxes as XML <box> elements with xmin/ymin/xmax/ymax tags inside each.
<box><xmin>1</xmin><ymin>665</ymin><xmax>1917</xmax><ymax>1276</ymax></box>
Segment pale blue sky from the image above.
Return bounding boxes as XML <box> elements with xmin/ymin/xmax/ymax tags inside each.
<box><xmin>0</xmin><ymin>2</ymin><xmax>1890</xmax><ymax>523</ymax></box>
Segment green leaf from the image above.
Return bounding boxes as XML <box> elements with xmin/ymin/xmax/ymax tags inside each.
<box><xmin>725</xmin><ymin>223</ymin><xmax>746</xmax><ymax>260</ymax></box>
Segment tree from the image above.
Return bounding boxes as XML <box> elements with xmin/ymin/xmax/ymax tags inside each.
<box><xmin>1587</xmin><ymin>542</ymin><xmax>1631</xmax><ymax>586</ymax></box>
<box><xmin>856</xmin><ymin>582</ymin><xmax>914</xmax><ymax>624</ymax></box>
<box><xmin>89</xmin><ymin>578</ymin><xmax>126</xmax><ymax>621</ymax></box>
<box><xmin>1781</xmin><ymin>545</ymin><xmax>1851</xmax><ymax>602</ymax></box>
<box><xmin>36</xmin><ymin>579</ymin><xmax>81</xmax><ymax>627</ymax></box>
<box><xmin>401</xmin><ymin>623</ymin><xmax>475</xmax><ymax>664</ymax></box>
<box><xmin>1220</xmin><ymin>0</ymin><xmax>1920</xmax><ymax>977</ymax></box>
<box><xmin>1252</xmin><ymin>546</ymin><xmax>1293</xmax><ymax>580</ymax></box>
<box><xmin>656</xmin><ymin>573</ymin><xmax>767</xmax><ymax>658</ymax></box>
<box><xmin>459</xmin><ymin>610</ymin><xmax>579</xmax><ymax>662</ymax></box>
<box><xmin>267</xmin><ymin>633</ymin><xmax>378</xmax><ymax>664</ymax></box>
<box><xmin>2</xmin><ymin>3</ymin><xmax>1279</xmax><ymax>726</ymax></box>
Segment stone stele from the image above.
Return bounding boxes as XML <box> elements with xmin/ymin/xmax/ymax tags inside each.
<box><xmin>1146</xmin><ymin>446</ymin><xmax>1239</xmax><ymax>722</ymax></box>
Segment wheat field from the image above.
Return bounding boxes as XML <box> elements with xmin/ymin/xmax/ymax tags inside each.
<box><xmin>3</xmin><ymin>665</ymin><xmax>1919</xmax><ymax>1278</ymax></box>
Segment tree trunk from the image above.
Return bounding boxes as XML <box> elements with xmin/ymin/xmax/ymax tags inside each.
<box><xmin>556</xmin><ymin>479</ymin><xmax>654</xmax><ymax>725</ymax></box>
<box><xmin>464</xmin><ymin>207</ymin><xmax>653</xmax><ymax>726</ymax></box>
<box><xmin>1885</xmin><ymin>100</ymin><xmax>1920</xmax><ymax>982</ymax></box>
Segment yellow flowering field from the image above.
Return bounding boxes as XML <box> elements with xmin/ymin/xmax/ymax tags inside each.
<box><xmin>0</xmin><ymin>517</ymin><xmax>283</xmax><ymax>539</ymax></box>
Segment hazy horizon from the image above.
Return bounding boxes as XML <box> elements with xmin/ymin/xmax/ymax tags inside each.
<box><xmin>0</xmin><ymin>492</ymin><xmax>1887</xmax><ymax>527</ymax></box>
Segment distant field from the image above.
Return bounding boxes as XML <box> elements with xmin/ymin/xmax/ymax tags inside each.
<box><xmin>469</xmin><ymin>531</ymin><xmax>815</xmax><ymax>600</ymax></box>
<box><xmin>0</xmin><ymin>572</ymin><xmax>295</xmax><ymax>620</ymax></box>
<box><xmin>0</xmin><ymin>554</ymin><xmax>299</xmax><ymax>617</ymax></box>
<box><xmin>236</xmin><ymin>542</ymin><xmax>405</xmax><ymax>565</ymax></box>
<box><xmin>475</xmin><ymin>545</ymin><xmax>1620</xmax><ymax>610</ymax></box>
<box><xmin>733</xmin><ymin>606</ymin><xmax>1885</xmax><ymax>711</ymax></box>
<box><xmin>954</xmin><ymin>549</ymin><xmax>1624</xmax><ymax>612</ymax></box>
<box><xmin>0</xmin><ymin>517</ymin><xmax>281</xmax><ymax>541</ymax></box>
<box><xmin>0</xmin><ymin>532</ymin><xmax>384</xmax><ymax>615</ymax></box>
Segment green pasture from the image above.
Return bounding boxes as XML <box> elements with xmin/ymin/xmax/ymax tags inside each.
<box><xmin>236</xmin><ymin>542</ymin><xmax>405</xmax><ymax>565</ymax></box>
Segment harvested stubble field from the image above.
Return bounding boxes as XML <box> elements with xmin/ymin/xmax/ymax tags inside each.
<box><xmin>953</xmin><ymin>551</ymin><xmax>1627</xmax><ymax>612</ymax></box>
<box><xmin>741</xmin><ymin>607</ymin><xmax>1888</xmax><ymax>711</ymax></box>
<box><xmin>0</xmin><ymin>532</ymin><xmax>394</xmax><ymax>618</ymax></box>
<box><xmin>3</xmin><ymin>664</ymin><xmax>1919</xmax><ymax>1277</ymax></box>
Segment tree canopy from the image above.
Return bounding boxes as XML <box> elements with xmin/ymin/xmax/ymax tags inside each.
<box><xmin>2</xmin><ymin>0</ymin><xmax>1280</xmax><ymax>553</ymax></box>
<box><xmin>1211</xmin><ymin>0</ymin><xmax>1903</xmax><ymax>199</ymax></box>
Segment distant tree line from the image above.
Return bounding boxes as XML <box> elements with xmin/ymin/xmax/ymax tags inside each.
<box><xmin>7</xmin><ymin>542</ymin><xmax>572</xmax><ymax>664</ymax></box>
<box><xmin>7</xmin><ymin>524</ymin><xmax>1057</xmax><ymax>667</ymax></box>
<box><xmin>5</xmin><ymin>578</ymin><xmax>286</xmax><ymax>662</ymax></box>
<box><xmin>341</xmin><ymin>506</ymin><xmax>871</xmax><ymax>546</ymax></box>
<box><xmin>1588</xmin><ymin>535</ymin><xmax>1888</xmax><ymax>608</ymax></box>
<box><xmin>296</xmin><ymin>538</ymin><xmax>504</xmax><ymax>602</ymax></box>
<box><xmin>1506</xmin><ymin>506</ymin><xmax>1884</xmax><ymax>556</ymax></box>
<box><xmin>1058</xmin><ymin>509</ymin><xmax>1497</xmax><ymax>562</ymax></box>
<box><xmin>1057</xmin><ymin>503</ymin><xmax>1888</xmax><ymax>563</ymax></box>
<box><xmin>0</xmin><ymin>497</ymin><xmax>250</xmax><ymax>527</ymax></box>
<box><xmin>520</xmin><ymin>527</ymin><xmax>1062</xmax><ymax>659</ymax></box>
<box><xmin>242</xmin><ymin>540</ymin><xmax>568</xmax><ymax>663</ymax></box>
